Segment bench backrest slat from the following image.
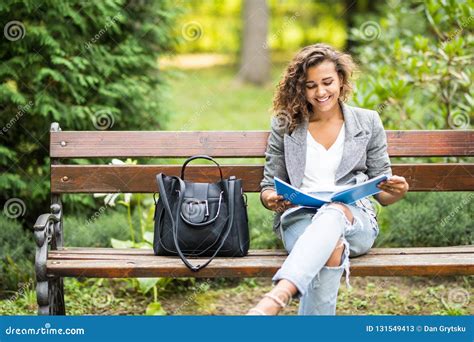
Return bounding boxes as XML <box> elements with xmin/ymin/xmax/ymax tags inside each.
<box><xmin>50</xmin><ymin>130</ymin><xmax>474</xmax><ymax>158</ymax></box>
<box><xmin>51</xmin><ymin>164</ymin><xmax>474</xmax><ymax>193</ymax></box>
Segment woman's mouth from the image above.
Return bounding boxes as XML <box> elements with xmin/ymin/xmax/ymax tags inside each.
<box><xmin>315</xmin><ymin>95</ymin><xmax>331</xmax><ymax>104</ymax></box>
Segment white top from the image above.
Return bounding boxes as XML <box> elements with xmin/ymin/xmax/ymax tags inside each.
<box><xmin>300</xmin><ymin>124</ymin><xmax>348</xmax><ymax>193</ymax></box>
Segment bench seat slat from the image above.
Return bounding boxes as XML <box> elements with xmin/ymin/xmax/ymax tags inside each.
<box><xmin>46</xmin><ymin>246</ymin><xmax>474</xmax><ymax>278</ymax></box>
<box><xmin>51</xmin><ymin>164</ymin><xmax>474</xmax><ymax>193</ymax></box>
<box><xmin>50</xmin><ymin>246</ymin><xmax>474</xmax><ymax>256</ymax></box>
<box><xmin>50</xmin><ymin>130</ymin><xmax>473</xmax><ymax>158</ymax></box>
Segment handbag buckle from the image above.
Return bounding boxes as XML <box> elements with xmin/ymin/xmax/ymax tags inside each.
<box><xmin>188</xmin><ymin>200</ymin><xmax>209</xmax><ymax>219</ymax></box>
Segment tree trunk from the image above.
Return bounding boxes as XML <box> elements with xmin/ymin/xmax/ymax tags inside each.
<box><xmin>239</xmin><ymin>0</ymin><xmax>270</xmax><ymax>85</ymax></box>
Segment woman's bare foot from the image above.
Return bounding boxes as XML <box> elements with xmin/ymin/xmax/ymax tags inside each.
<box><xmin>247</xmin><ymin>280</ymin><xmax>297</xmax><ymax>315</ymax></box>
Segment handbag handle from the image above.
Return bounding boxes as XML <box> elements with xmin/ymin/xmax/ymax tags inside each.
<box><xmin>157</xmin><ymin>173</ymin><xmax>236</xmax><ymax>272</ymax></box>
<box><xmin>180</xmin><ymin>155</ymin><xmax>223</xmax><ymax>180</ymax></box>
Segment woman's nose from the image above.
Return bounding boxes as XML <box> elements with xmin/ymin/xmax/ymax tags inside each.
<box><xmin>316</xmin><ymin>88</ymin><xmax>326</xmax><ymax>97</ymax></box>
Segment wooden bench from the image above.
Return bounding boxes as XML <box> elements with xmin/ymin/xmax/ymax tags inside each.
<box><xmin>34</xmin><ymin>123</ymin><xmax>474</xmax><ymax>315</ymax></box>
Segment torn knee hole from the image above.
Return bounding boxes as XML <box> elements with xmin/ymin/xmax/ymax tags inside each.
<box><xmin>325</xmin><ymin>239</ymin><xmax>345</xmax><ymax>267</ymax></box>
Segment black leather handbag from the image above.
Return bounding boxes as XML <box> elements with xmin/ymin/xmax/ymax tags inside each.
<box><xmin>153</xmin><ymin>155</ymin><xmax>249</xmax><ymax>271</ymax></box>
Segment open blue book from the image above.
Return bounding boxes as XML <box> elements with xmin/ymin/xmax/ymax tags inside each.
<box><xmin>274</xmin><ymin>174</ymin><xmax>388</xmax><ymax>207</ymax></box>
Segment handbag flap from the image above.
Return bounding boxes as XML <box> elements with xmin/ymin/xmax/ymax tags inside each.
<box><xmin>180</xmin><ymin>182</ymin><xmax>224</xmax><ymax>226</ymax></box>
<box><xmin>181</xmin><ymin>182</ymin><xmax>208</xmax><ymax>224</ymax></box>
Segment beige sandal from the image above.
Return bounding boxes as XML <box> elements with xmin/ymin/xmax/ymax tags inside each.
<box><xmin>246</xmin><ymin>287</ymin><xmax>293</xmax><ymax>315</ymax></box>
<box><xmin>246</xmin><ymin>308</ymin><xmax>267</xmax><ymax>315</ymax></box>
<box><xmin>265</xmin><ymin>287</ymin><xmax>293</xmax><ymax>307</ymax></box>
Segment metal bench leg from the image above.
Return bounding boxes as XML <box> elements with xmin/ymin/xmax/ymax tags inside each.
<box><xmin>35</xmin><ymin>231</ymin><xmax>49</xmax><ymax>315</ymax></box>
<box><xmin>50</xmin><ymin>198</ymin><xmax>65</xmax><ymax>315</ymax></box>
<box><xmin>49</xmin><ymin>277</ymin><xmax>65</xmax><ymax>315</ymax></box>
<box><xmin>34</xmin><ymin>203</ymin><xmax>65</xmax><ymax>315</ymax></box>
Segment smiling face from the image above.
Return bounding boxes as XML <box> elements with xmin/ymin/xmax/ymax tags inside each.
<box><xmin>305</xmin><ymin>60</ymin><xmax>343</xmax><ymax>116</ymax></box>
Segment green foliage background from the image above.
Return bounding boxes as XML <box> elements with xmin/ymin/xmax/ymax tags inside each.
<box><xmin>376</xmin><ymin>192</ymin><xmax>473</xmax><ymax>247</ymax></box>
<box><xmin>0</xmin><ymin>216</ymin><xmax>33</xmax><ymax>292</ymax></box>
<box><xmin>175</xmin><ymin>0</ymin><xmax>348</xmax><ymax>54</ymax></box>
<box><xmin>348</xmin><ymin>0</ymin><xmax>473</xmax><ymax>249</ymax></box>
<box><xmin>351</xmin><ymin>0</ymin><xmax>473</xmax><ymax>130</ymax></box>
<box><xmin>0</xmin><ymin>0</ymin><xmax>178</xmax><ymax>223</ymax></box>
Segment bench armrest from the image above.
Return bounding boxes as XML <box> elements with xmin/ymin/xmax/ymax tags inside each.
<box><xmin>34</xmin><ymin>213</ymin><xmax>59</xmax><ymax>231</ymax></box>
<box><xmin>33</xmin><ymin>203</ymin><xmax>62</xmax><ymax>247</ymax></box>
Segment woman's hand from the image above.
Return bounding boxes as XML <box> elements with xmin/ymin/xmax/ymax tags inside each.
<box><xmin>261</xmin><ymin>189</ymin><xmax>295</xmax><ymax>212</ymax></box>
<box><xmin>376</xmin><ymin>175</ymin><xmax>409</xmax><ymax>205</ymax></box>
<box><xmin>378</xmin><ymin>175</ymin><xmax>409</xmax><ymax>195</ymax></box>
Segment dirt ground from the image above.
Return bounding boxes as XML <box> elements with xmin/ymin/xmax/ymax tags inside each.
<box><xmin>2</xmin><ymin>276</ymin><xmax>472</xmax><ymax>316</ymax></box>
<box><xmin>151</xmin><ymin>276</ymin><xmax>473</xmax><ymax>316</ymax></box>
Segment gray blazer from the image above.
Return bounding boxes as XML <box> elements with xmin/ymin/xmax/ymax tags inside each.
<box><xmin>261</xmin><ymin>102</ymin><xmax>393</xmax><ymax>231</ymax></box>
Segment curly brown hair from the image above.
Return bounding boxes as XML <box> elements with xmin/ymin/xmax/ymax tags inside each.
<box><xmin>273</xmin><ymin>43</ymin><xmax>356</xmax><ymax>132</ymax></box>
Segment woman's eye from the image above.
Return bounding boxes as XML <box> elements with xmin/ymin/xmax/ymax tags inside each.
<box><xmin>323</xmin><ymin>81</ymin><xmax>333</xmax><ymax>86</ymax></box>
<box><xmin>306</xmin><ymin>85</ymin><xmax>316</xmax><ymax>89</ymax></box>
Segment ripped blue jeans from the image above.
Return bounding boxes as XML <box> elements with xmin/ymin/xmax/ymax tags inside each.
<box><xmin>272</xmin><ymin>202</ymin><xmax>379</xmax><ymax>315</ymax></box>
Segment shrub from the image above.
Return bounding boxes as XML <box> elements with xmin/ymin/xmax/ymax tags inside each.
<box><xmin>64</xmin><ymin>210</ymin><xmax>133</xmax><ymax>248</ymax></box>
<box><xmin>376</xmin><ymin>192</ymin><xmax>473</xmax><ymax>247</ymax></box>
<box><xmin>247</xmin><ymin>193</ymin><xmax>282</xmax><ymax>249</ymax></box>
<box><xmin>350</xmin><ymin>0</ymin><xmax>473</xmax><ymax>130</ymax></box>
<box><xmin>0</xmin><ymin>216</ymin><xmax>33</xmax><ymax>293</ymax></box>
<box><xmin>0</xmin><ymin>0</ymin><xmax>179</xmax><ymax>224</ymax></box>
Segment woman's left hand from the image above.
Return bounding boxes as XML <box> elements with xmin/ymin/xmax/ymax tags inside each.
<box><xmin>377</xmin><ymin>175</ymin><xmax>409</xmax><ymax>196</ymax></box>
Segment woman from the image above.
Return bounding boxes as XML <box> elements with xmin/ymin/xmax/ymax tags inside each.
<box><xmin>247</xmin><ymin>43</ymin><xmax>409</xmax><ymax>315</ymax></box>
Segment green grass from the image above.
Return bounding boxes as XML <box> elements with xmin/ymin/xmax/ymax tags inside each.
<box><xmin>1</xmin><ymin>277</ymin><xmax>471</xmax><ymax>315</ymax></box>
<box><xmin>163</xmin><ymin>63</ymin><xmax>286</xmax><ymax>131</ymax></box>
